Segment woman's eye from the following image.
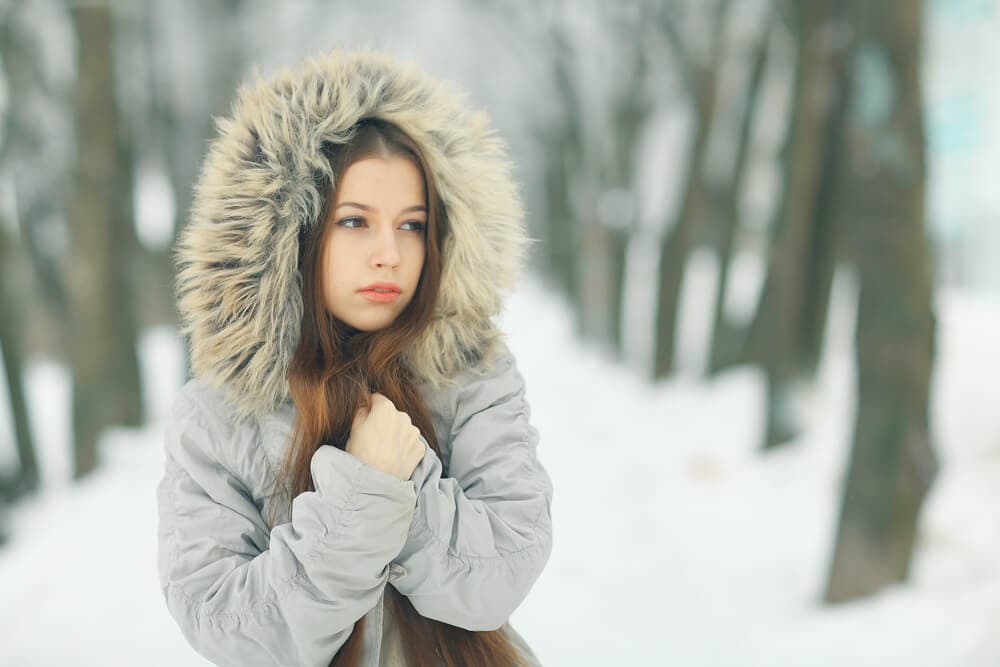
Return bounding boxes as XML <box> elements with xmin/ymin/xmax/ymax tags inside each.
<box><xmin>402</xmin><ymin>220</ymin><xmax>427</xmax><ymax>232</ymax></box>
<box><xmin>337</xmin><ymin>217</ymin><xmax>425</xmax><ymax>232</ymax></box>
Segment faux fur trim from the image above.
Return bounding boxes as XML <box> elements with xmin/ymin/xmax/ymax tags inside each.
<box><xmin>173</xmin><ymin>48</ymin><xmax>532</xmax><ymax>419</ymax></box>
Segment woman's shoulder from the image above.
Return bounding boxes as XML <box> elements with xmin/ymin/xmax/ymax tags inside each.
<box><xmin>454</xmin><ymin>339</ymin><xmax>523</xmax><ymax>399</ymax></box>
<box><xmin>166</xmin><ymin>377</ymin><xmax>272</xmax><ymax>487</ymax></box>
<box><xmin>432</xmin><ymin>337</ymin><xmax>518</xmax><ymax>394</ymax></box>
<box><xmin>170</xmin><ymin>377</ymin><xmax>251</xmax><ymax>435</ymax></box>
<box><xmin>429</xmin><ymin>338</ymin><xmax>527</xmax><ymax>430</ymax></box>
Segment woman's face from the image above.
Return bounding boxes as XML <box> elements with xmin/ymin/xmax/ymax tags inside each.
<box><xmin>320</xmin><ymin>155</ymin><xmax>428</xmax><ymax>332</ymax></box>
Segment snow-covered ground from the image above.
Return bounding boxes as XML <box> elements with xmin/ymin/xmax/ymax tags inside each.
<box><xmin>0</xmin><ymin>269</ymin><xmax>997</xmax><ymax>666</ymax></box>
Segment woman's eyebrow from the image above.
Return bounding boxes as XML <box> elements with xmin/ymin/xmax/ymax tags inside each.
<box><xmin>335</xmin><ymin>201</ymin><xmax>427</xmax><ymax>213</ymax></box>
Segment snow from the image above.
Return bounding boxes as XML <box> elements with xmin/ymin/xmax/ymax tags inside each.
<box><xmin>0</xmin><ymin>266</ymin><xmax>997</xmax><ymax>666</ymax></box>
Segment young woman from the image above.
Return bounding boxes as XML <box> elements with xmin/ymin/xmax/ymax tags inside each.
<box><xmin>156</xmin><ymin>49</ymin><xmax>553</xmax><ymax>667</ymax></box>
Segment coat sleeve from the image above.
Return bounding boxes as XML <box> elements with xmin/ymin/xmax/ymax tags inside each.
<box><xmin>156</xmin><ymin>384</ymin><xmax>417</xmax><ymax>667</ymax></box>
<box><xmin>387</xmin><ymin>345</ymin><xmax>554</xmax><ymax>631</ymax></box>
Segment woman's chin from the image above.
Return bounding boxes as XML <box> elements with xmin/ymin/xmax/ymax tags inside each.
<box><xmin>344</xmin><ymin>316</ymin><xmax>391</xmax><ymax>333</ymax></box>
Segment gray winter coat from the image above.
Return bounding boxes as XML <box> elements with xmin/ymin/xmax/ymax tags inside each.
<box><xmin>155</xmin><ymin>48</ymin><xmax>553</xmax><ymax>666</ymax></box>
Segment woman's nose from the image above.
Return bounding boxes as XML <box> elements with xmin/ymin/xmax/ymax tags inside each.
<box><xmin>371</xmin><ymin>225</ymin><xmax>401</xmax><ymax>268</ymax></box>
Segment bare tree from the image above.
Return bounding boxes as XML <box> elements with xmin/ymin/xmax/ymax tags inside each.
<box><xmin>494</xmin><ymin>0</ymin><xmax>658</xmax><ymax>354</ymax></box>
<box><xmin>652</xmin><ymin>0</ymin><xmax>731</xmax><ymax>378</ymax></box>
<box><xmin>530</xmin><ymin>13</ymin><xmax>588</xmax><ymax>336</ymax></box>
<box><xmin>0</xmin><ymin>0</ymin><xmax>62</xmax><ymax>498</ymax></box>
<box><xmin>824</xmin><ymin>0</ymin><xmax>938</xmax><ymax>603</ymax></box>
<box><xmin>706</xmin><ymin>3</ymin><xmax>777</xmax><ymax>375</ymax></box>
<box><xmin>738</xmin><ymin>0</ymin><xmax>845</xmax><ymax>447</ymax></box>
<box><xmin>0</xmin><ymin>223</ymin><xmax>39</xmax><ymax>502</ymax></box>
<box><xmin>67</xmin><ymin>3</ymin><xmax>144</xmax><ymax>478</ymax></box>
<box><xmin>0</xmin><ymin>0</ymin><xmax>74</xmax><ymax>356</ymax></box>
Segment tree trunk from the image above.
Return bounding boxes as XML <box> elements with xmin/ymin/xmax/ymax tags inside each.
<box><xmin>0</xmin><ymin>3</ymin><xmax>70</xmax><ymax>358</ymax></box>
<box><xmin>107</xmin><ymin>99</ymin><xmax>145</xmax><ymax>428</ymax></box>
<box><xmin>708</xmin><ymin>8</ymin><xmax>774</xmax><ymax>375</ymax></box>
<box><xmin>604</xmin><ymin>37</ymin><xmax>650</xmax><ymax>359</ymax></box>
<box><xmin>67</xmin><ymin>4</ymin><xmax>122</xmax><ymax>479</ymax></box>
<box><xmin>798</xmin><ymin>16</ymin><xmax>852</xmax><ymax>378</ymax></box>
<box><xmin>0</xmin><ymin>224</ymin><xmax>39</xmax><ymax>501</ymax></box>
<box><xmin>652</xmin><ymin>1</ymin><xmax>729</xmax><ymax>380</ymax></box>
<box><xmin>739</xmin><ymin>0</ymin><xmax>840</xmax><ymax>448</ymax></box>
<box><xmin>577</xmin><ymin>219</ymin><xmax>615</xmax><ymax>344</ymax></box>
<box><xmin>0</xmin><ymin>7</ymin><xmax>41</xmax><ymax>500</ymax></box>
<box><xmin>576</xmin><ymin>87</ymin><xmax>647</xmax><ymax>352</ymax></box>
<box><xmin>608</xmin><ymin>228</ymin><xmax>629</xmax><ymax>357</ymax></box>
<box><xmin>540</xmin><ymin>133</ymin><xmax>574</xmax><ymax>296</ymax></box>
<box><xmin>824</xmin><ymin>0</ymin><xmax>938</xmax><ymax>603</ymax></box>
<box><xmin>652</xmin><ymin>60</ymin><xmax>721</xmax><ymax>379</ymax></box>
<box><xmin>543</xmin><ymin>23</ymin><xmax>584</xmax><ymax>308</ymax></box>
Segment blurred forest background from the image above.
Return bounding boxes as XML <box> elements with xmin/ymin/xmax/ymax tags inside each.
<box><xmin>0</xmin><ymin>0</ymin><xmax>997</xmax><ymax>653</ymax></box>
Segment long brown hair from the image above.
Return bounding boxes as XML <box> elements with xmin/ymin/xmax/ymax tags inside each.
<box><xmin>263</xmin><ymin>117</ymin><xmax>528</xmax><ymax>667</ymax></box>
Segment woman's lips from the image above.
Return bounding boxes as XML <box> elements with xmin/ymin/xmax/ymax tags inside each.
<box><xmin>359</xmin><ymin>289</ymin><xmax>400</xmax><ymax>303</ymax></box>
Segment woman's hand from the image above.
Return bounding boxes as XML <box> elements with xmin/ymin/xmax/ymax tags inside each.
<box><xmin>346</xmin><ymin>392</ymin><xmax>425</xmax><ymax>481</ymax></box>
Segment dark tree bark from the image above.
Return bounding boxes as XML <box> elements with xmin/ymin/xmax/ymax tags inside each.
<box><xmin>108</xmin><ymin>73</ymin><xmax>145</xmax><ymax>429</ymax></box>
<box><xmin>0</xmin><ymin>5</ymin><xmax>41</xmax><ymax>502</ymax></box>
<box><xmin>536</xmin><ymin>3</ymin><xmax>653</xmax><ymax>354</ymax></box>
<box><xmin>543</xmin><ymin>22</ymin><xmax>585</xmax><ymax>326</ymax></box>
<box><xmin>0</xmin><ymin>224</ymin><xmax>39</xmax><ymax>502</ymax></box>
<box><xmin>67</xmin><ymin>4</ymin><xmax>145</xmax><ymax>478</ymax></box>
<box><xmin>607</xmin><ymin>227</ymin><xmax>629</xmax><ymax>357</ymax></box>
<box><xmin>534</xmin><ymin>114</ymin><xmax>580</xmax><ymax>308</ymax></box>
<box><xmin>708</xmin><ymin>5</ymin><xmax>775</xmax><ymax>375</ymax></box>
<box><xmin>600</xmin><ymin>12</ymin><xmax>652</xmax><ymax>358</ymax></box>
<box><xmin>484</xmin><ymin>0</ymin><xmax>656</xmax><ymax>359</ymax></box>
<box><xmin>652</xmin><ymin>0</ymin><xmax>730</xmax><ymax>379</ymax></box>
<box><xmin>739</xmin><ymin>0</ymin><xmax>842</xmax><ymax>448</ymax></box>
<box><xmin>0</xmin><ymin>1</ymin><xmax>71</xmax><ymax>354</ymax></box>
<box><xmin>824</xmin><ymin>0</ymin><xmax>938</xmax><ymax>604</ymax></box>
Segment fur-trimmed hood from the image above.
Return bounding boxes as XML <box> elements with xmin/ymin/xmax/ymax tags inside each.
<box><xmin>173</xmin><ymin>48</ymin><xmax>532</xmax><ymax>420</ymax></box>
